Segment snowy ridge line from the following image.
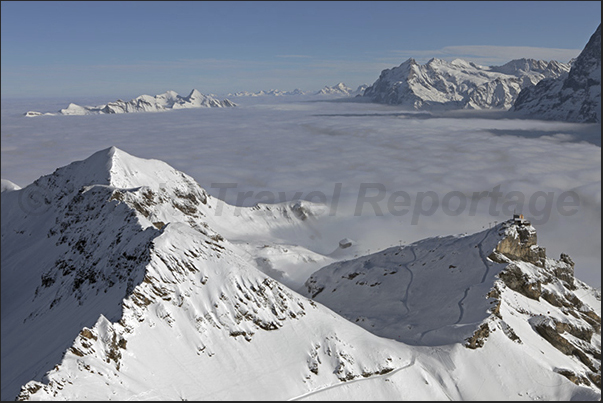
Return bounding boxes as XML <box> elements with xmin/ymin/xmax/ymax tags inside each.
<box><xmin>24</xmin><ymin>89</ymin><xmax>236</xmax><ymax>117</ymax></box>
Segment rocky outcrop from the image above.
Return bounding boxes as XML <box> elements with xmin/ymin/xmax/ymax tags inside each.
<box><xmin>489</xmin><ymin>221</ymin><xmax>547</xmax><ymax>266</ymax></box>
<box><xmin>483</xmin><ymin>221</ymin><xmax>601</xmax><ymax>388</ymax></box>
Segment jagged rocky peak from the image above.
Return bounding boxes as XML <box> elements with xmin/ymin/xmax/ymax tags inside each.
<box><xmin>511</xmin><ymin>24</ymin><xmax>601</xmax><ymax>123</ymax></box>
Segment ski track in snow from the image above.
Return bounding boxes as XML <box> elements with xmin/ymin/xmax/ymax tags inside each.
<box><xmin>454</xmin><ymin>287</ymin><xmax>472</xmax><ymax>325</ymax></box>
<box><xmin>399</xmin><ymin>246</ymin><xmax>417</xmax><ymax>315</ymax></box>
<box><xmin>287</xmin><ymin>356</ymin><xmax>417</xmax><ymax>401</ymax></box>
<box><xmin>478</xmin><ymin>228</ymin><xmax>495</xmax><ymax>284</ymax></box>
<box><xmin>455</xmin><ymin>227</ymin><xmax>495</xmax><ymax>324</ymax></box>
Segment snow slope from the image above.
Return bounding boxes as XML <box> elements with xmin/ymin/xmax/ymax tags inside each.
<box><xmin>24</xmin><ymin>89</ymin><xmax>236</xmax><ymax>117</ymax></box>
<box><xmin>363</xmin><ymin>57</ymin><xmax>570</xmax><ymax>110</ymax></box>
<box><xmin>2</xmin><ymin>148</ymin><xmax>600</xmax><ymax>400</ymax></box>
<box><xmin>511</xmin><ymin>24</ymin><xmax>601</xmax><ymax>123</ymax></box>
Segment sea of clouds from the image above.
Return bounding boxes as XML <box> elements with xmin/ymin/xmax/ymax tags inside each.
<box><xmin>1</xmin><ymin>95</ymin><xmax>600</xmax><ymax>287</ymax></box>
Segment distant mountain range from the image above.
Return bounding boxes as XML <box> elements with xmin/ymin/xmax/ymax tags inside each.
<box><xmin>228</xmin><ymin>88</ymin><xmax>309</xmax><ymax>97</ymax></box>
<box><xmin>21</xmin><ymin>24</ymin><xmax>601</xmax><ymax>124</ymax></box>
<box><xmin>228</xmin><ymin>83</ymin><xmax>368</xmax><ymax>97</ymax></box>
<box><xmin>362</xmin><ymin>23</ymin><xmax>601</xmax><ymax>124</ymax></box>
<box><xmin>24</xmin><ymin>89</ymin><xmax>236</xmax><ymax>117</ymax></box>
<box><xmin>511</xmin><ymin>24</ymin><xmax>601</xmax><ymax>123</ymax></box>
<box><xmin>362</xmin><ymin>57</ymin><xmax>571</xmax><ymax>111</ymax></box>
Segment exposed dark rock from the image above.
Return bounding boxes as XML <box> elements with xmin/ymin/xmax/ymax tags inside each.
<box><xmin>465</xmin><ymin>323</ymin><xmax>491</xmax><ymax>349</ymax></box>
<box><xmin>499</xmin><ymin>264</ymin><xmax>542</xmax><ymax>300</ymax></box>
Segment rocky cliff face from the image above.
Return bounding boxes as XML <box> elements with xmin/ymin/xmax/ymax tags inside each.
<box><xmin>362</xmin><ymin>57</ymin><xmax>570</xmax><ymax>110</ymax></box>
<box><xmin>511</xmin><ymin>24</ymin><xmax>601</xmax><ymax>123</ymax></box>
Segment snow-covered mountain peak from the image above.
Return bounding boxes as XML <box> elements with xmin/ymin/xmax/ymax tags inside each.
<box><xmin>102</xmin><ymin>146</ymin><xmax>188</xmax><ymax>190</ymax></box>
<box><xmin>17</xmin><ymin>146</ymin><xmax>179</xmax><ymax>194</ymax></box>
<box><xmin>185</xmin><ymin>88</ymin><xmax>203</xmax><ymax>99</ymax></box>
<box><xmin>3</xmin><ymin>148</ymin><xmax>420</xmax><ymax>401</ymax></box>
<box><xmin>363</xmin><ymin>56</ymin><xmax>571</xmax><ymax>110</ymax></box>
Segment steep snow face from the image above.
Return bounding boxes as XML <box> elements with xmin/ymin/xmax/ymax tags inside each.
<box><xmin>511</xmin><ymin>24</ymin><xmax>601</xmax><ymax>123</ymax></box>
<box><xmin>23</xmin><ymin>90</ymin><xmax>236</xmax><ymax>117</ymax></box>
<box><xmin>363</xmin><ymin>57</ymin><xmax>570</xmax><ymax>110</ymax></box>
<box><xmin>3</xmin><ymin>148</ymin><xmax>600</xmax><ymax>401</ymax></box>
<box><xmin>304</xmin><ymin>219</ymin><xmax>601</xmax><ymax>393</ymax></box>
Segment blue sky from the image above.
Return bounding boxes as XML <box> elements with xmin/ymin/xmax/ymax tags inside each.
<box><xmin>1</xmin><ymin>1</ymin><xmax>601</xmax><ymax>99</ymax></box>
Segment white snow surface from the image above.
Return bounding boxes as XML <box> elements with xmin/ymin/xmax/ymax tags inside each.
<box><xmin>1</xmin><ymin>148</ymin><xmax>600</xmax><ymax>401</ymax></box>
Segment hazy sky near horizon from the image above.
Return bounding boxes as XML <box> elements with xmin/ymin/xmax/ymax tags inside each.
<box><xmin>1</xmin><ymin>1</ymin><xmax>601</xmax><ymax>98</ymax></box>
